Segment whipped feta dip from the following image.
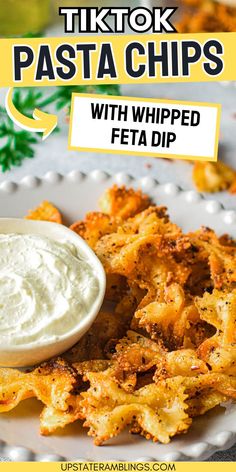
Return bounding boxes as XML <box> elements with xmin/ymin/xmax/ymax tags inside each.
<box><xmin>0</xmin><ymin>233</ymin><xmax>100</xmax><ymax>347</ymax></box>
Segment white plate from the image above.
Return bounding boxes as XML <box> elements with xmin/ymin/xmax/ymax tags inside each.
<box><xmin>0</xmin><ymin>170</ymin><xmax>236</xmax><ymax>462</ymax></box>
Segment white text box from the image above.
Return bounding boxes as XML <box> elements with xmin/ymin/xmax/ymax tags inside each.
<box><xmin>68</xmin><ymin>94</ymin><xmax>221</xmax><ymax>161</ymax></box>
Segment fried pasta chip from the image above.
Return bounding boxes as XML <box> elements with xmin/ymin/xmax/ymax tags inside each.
<box><xmin>195</xmin><ymin>289</ymin><xmax>236</xmax><ymax>344</ymax></box>
<box><xmin>40</xmin><ymin>387</ymin><xmax>83</xmax><ymax>435</ymax></box>
<box><xmin>195</xmin><ymin>290</ymin><xmax>236</xmax><ymax>374</ymax></box>
<box><xmin>133</xmin><ymin>284</ymin><xmax>201</xmax><ymax>349</ymax></box>
<box><xmin>81</xmin><ymin>370</ymin><xmax>190</xmax><ymax>445</ymax></box>
<box><xmin>152</xmin><ymin>348</ymin><xmax>227</xmax><ymax>417</ymax></box>
<box><xmin>192</xmin><ymin>161</ymin><xmax>236</xmax><ymax>193</ymax></box>
<box><xmin>187</xmin><ymin>390</ymin><xmax>227</xmax><ymax>417</ymax></box>
<box><xmin>70</xmin><ymin>212</ymin><xmax>127</xmax><ymax>301</ymax></box>
<box><xmin>64</xmin><ymin>311</ymin><xmax>129</xmax><ymax>363</ymax></box>
<box><xmin>95</xmin><ymin>208</ymin><xmax>191</xmax><ymax>305</ymax></box>
<box><xmin>183</xmin><ymin>373</ymin><xmax>236</xmax><ymax>401</ymax></box>
<box><xmin>109</xmin><ymin>332</ymin><xmax>209</xmax><ymax>392</ymax></box>
<box><xmin>70</xmin><ymin>212</ymin><xmax>122</xmax><ymax>249</ymax></box>
<box><xmin>177</xmin><ymin>0</ymin><xmax>236</xmax><ymax>33</ymax></box>
<box><xmin>108</xmin><ymin>331</ymin><xmax>164</xmax><ymax>392</ymax></box>
<box><xmin>156</xmin><ymin>372</ymin><xmax>235</xmax><ymax>418</ymax></box>
<box><xmin>25</xmin><ymin>201</ymin><xmax>62</xmax><ymax>224</ymax></box>
<box><xmin>0</xmin><ymin>359</ymin><xmax>82</xmax><ymax>434</ymax></box>
<box><xmin>99</xmin><ymin>185</ymin><xmax>151</xmax><ymax>219</ymax></box>
<box><xmin>179</xmin><ymin>372</ymin><xmax>228</xmax><ymax>417</ymax></box>
<box><xmin>198</xmin><ymin>340</ymin><xmax>236</xmax><ymax>376</ymax></box>
<box><xmin>188</xmin><ymin>227</ymin><xmax>236</xmax><ymax>290</ymax></box>
<box><xmin>118</xmin><ymin>206</ymin><xmax>182</xmax><ymax>239</ymax></box>
<box><xmin>154</xmin><ymin>349</ymin><xmax>209</xmax><ymax>380</ymax></box>
<box><xmin>98</xmin><ymin>237</ymin><xmax>190</xmax><ymax>308</ymax></box>
<box><xmin>40</xmin><ymin>402</ymin><xmax>81</xmax><ymax>435</ymax></box>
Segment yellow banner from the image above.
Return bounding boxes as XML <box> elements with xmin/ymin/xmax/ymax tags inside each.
<box><xmin>0</xmin><ymin>462</ymin><xmax>235</xmax><ymax>471</ymax></box>
<box><xmin>0</xmin><ymin>32</ymin><xmax>235</xmax><ymax>87</ymax></box>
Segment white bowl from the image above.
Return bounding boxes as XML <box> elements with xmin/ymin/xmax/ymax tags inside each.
<box><xmin>0</xmin><ymin>218</ymin><xmax>106</xmax><ymax>367</ymax></box>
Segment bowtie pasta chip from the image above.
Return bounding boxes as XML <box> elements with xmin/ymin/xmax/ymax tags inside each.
<box><xmin>0</xmin><ymin>359</ymin><xmax>83</xmax><ymax>434</ymax></box>
<box><xmin>192</xmin><ymin>162</ymin><xmax>236</xmax><ymax>193</ymax></box>
<box><xmin>99</xmin><ymin>185</ymin><xmax>150</xmax><ymax>219</ymax></box>
<box><xmin>25</xmin><ymin>200</ymin><xmax>62</xmax><ymax>224</ymax></box>
<box><xmin>81</xmin><ymin>370</ymin><xmax>191</xmax><ymax>445</ymax></box>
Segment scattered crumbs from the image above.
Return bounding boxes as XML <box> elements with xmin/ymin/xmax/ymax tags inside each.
<box><xmin>145</xmin><ymin>163</ymin><xmax>153</xmax><ymax>169</ymax></box>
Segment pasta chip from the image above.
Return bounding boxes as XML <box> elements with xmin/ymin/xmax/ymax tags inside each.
<box><xmin>70</xmin><ymin>212</ymin><xmax>121</xmax><ymax>249</ymax></box>
<box><xmin>188</xmin><ymin>227</ymin><xmax>236</xmax><ymax>289</ymax></box>
<box><xmin>25</xmin><ymin>201</ymin><xmax>62</xmax><ymax>224</ymax></box>
<box><xmin>118</xmin><ymin>206</ymin><xmax>182</xmax><ymax>239</ymax></box>
<box><xmin>195</xmin><ymin>289</ymin><xmax>236</xmax><ymax>374</ymax></box>
<box><xmin>195</xmin><ymin>289</ymin><xmax>236</xmax><ymax>345</ymax></box>
<box><xmin>0</xmin><ymin>358</ymin><xmax>82</xmax><ymax>434</ymax></box>
<box><xmin>96</xmin><ymin>228</ymin><xmax>190</xmax><ymax>308</ymax></box>
<box><xmin>192</xmin><ymin>161</ymin><xmax>235</xmax><ymax>193</ymax></box>
<box><xmin>40</xmin><ymin>405</ymin><xmax>78</xmax><ymax>435</ymax></box>
<box><xmin>177</xmin><ymin>0</ymin><xmax>236</xmax><ymax>33</ymax></box>
<box><xmin>183</xmin><ymin>373</ymin><xmax>236</xmax><ymax>400</ymax></box>
<box><xmin>134</xmin><ymin>283</ymin><xmax>200</xmax><ymax>349</ymax></box>
<box><xmin>99</xmin><ymin>185</ymin><xmax>151</xmax><ymax>219</ymax></box>
<box><xmin>155</xmin><ymin>349</ymin><xmax>209</xmax><ymax>380</ymax></box>
<box><xmin>64</xmin><ymin>311</ymin><xmax>128</xmax><ymax>363</ymax></box>
<box><xmin>81</xmin><ymin>370</ymin><xmax>191</xmax><ymax>445</ymax></box>
<box><xmin>0</xmin><ymin>358</ymin><xmax>76</xmax><ymax>412</ymax></box>
<box><xmin>187</xmin><ymin>390</ymin><xmax>227</xmax><ymax>417</ymax></box>
<box><xmin>108</xmin><ymin>331</ymin><xmax>164</xmax><ymax>392</ymax></box>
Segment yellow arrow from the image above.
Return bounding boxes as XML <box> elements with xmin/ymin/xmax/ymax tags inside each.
<box><xmin>5</xmin><ymin>88</ymin><xmax>58</xmax><ymax>141</ymax></box>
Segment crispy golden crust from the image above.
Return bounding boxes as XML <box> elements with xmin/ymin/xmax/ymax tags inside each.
<box><xmin>118</xmin><ymin>205</ymin><xmax>182</xmax><ymax>238</ymax></box>
<box><xmin>81</xmin><ymin>371</ymin><xmax>191</xmax><ymax>446</ymax></box>
<box><xmin>63</xmin><ymin>311</ymin><xmax>129</xmax><ymax>363</ymax></box>
<box><xmin>70</xmin><ymin>212</ymin><xmax>122</xmax><ymax>249</ymax></box>
<box><xmin>99</xmin><ymin>185</ymin><xmax>151</xmax><ymax>219</ymax></box>
<box><xmin>195</xmin><ymin>289</ymin><xmax>236</xmax><ymax>375</ymax></box>
<box><xmin>95</xmin><ymin>207</ymin><xmax>191</xmax><ymax>309</ymax></box>
<box><xmin>192</xmin><ymin>162</ymin><xmax>235</xmax><ymax>193</ymax></box>
<box><xmin>25</xmin><ymin>201</ymin><xmax>62</xmax><ymax>224</ymax></box>
<box><xmin>154</xmin><ymin>349</ymin><xmax>209</xmax><ymax>380</ymax></box>
<box><xmin>133</xmin><ymin>284</ymin><xmax>201</xmax><ymax>349</ymax></box>
<box><xmin>187</xmin><ymin>390</ymin><xmax>227</xmax><ymax>417</ymax></box>
<box><xmin>188</xmin><ymin>227</ymin><xmax>236</xmax><ymax>290</ymax></box>
<box><xmin>183</xmin><ymin>373</ymin><xmax>236</xmax><ymax>400</ymax></box>
<box><xmin>0</xmin><ymin>358</ymin><xmax>82</xmax><ymax>435</ymax></box>
<box><xmin>177</xmin><ymin>0</ymin><xmax>236</xmax><ymax>33</ymax></box>
<box><xmin>108</xmin><ymin>331</ymin><xmax>164</xmax><ymax>392</ymax></box>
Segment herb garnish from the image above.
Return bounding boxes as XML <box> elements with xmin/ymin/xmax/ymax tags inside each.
<box><xmin>0</xmin><ymin>84</ymin><xmax>120</xmax><ymax>172</ymax></box>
